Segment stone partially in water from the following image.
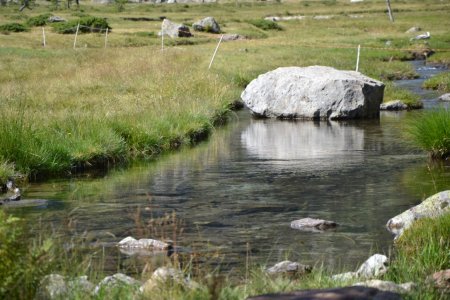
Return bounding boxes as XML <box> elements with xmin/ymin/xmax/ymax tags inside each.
<box><xmin>241</xmin><ymin>66</ymin><xmax>384</xmax><ymax>120</ymax></box>
<box><xmin>380</xmin><ymin>100</ymin><xmax>408</xmax><ymax>111</ymax></box>
<box><xmin>439</xmin><ymin>93</ymin><xmax>450</xmax><ymax>101</ymax></box>
<box><xmin>117</xmin><ymin>236</ymin><xmax>170</xmax><ymax>250</ymax></box>
<box><xmin>386</xmin><ymin>190</ymin><xmax>450</xmax><ymax>239</ymax></box>
<box><xmin>290</xmin><ymin>217</ymin><xmax>338</xmax><ymax>231</ymax></box>
<box><xmin>266</xmin><ymin>260</ymin><xmax>312</xmax><ymax>276</ymax></box>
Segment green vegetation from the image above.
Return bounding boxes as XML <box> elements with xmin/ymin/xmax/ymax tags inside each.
<box><xmin>26</xmin><ymin>13</ymin><xmax>52</xmax><ymax>27</ymax></box>
<box><xmin>423</xmin><ymin>71</ymin><xmax>450</xmax><ymax>93</ymax></box>
<box><xmin>52</xmin><ymin>16</ymin><xmax>111</xmax><ymax>34</ymax></box>
<box><xmin>384</xmin><ymin>82</ymin><xmax>423</xmax><ymax>108</ymax></box>
<box><xmin>247</xmin><ymin>19</ymin><xmax>283</xmax><ymax>31</ymax></box>
<box><xmin>0</xmin><ymin>22</ymin><xmax>28</xmax><ymax>33</ymax></box>
<box><xmin>406</xmin><ymin>108</ymin><xmax>450</xmax><ymax>160</ymax></box>
<box><xmin>383</xmin><ymin>213</ymin><xmax>450</xmax><ymax>299</ymax></box>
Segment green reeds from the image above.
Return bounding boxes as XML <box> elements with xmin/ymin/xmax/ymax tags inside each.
<box><xmin>406</xmin><ymin>108</ymin><xmax>450</xmax><ymax>160</ymax></box>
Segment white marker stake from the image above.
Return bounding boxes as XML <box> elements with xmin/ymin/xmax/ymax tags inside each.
<box><xmin>104</xmin><ymin>28</ymin><xmax>109</xmax><ymax>48</ymax></box>
<box><xmin>208</xmin><ymin>34</ymin><xmax>224</xmax><ymax>70</ymax></box>
<box><xmin>42</xmin><ymin>27</ymin><xmax>46</xmax><ymax>47</ymax></box>
<box><xmin>73</xmin><ymin>23</ymin><xmax>80</xmax><ymax>49</ymax></box>
<box><xmin>356</xmin><ymin>44</ymin><xmax>361</xmax><ymax>72</ymax></box>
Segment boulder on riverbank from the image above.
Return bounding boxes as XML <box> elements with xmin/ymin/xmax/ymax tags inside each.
<box><xmin>241</xmin><ymin>66</ymin><xmax>384</xmax><ymax>120</ymax></box>
<box><xmin>290</xmin><ymin>217</ymin><xmax>338</xmax><ymax>232</ymax></box>
<box><xmin>386</xmin><ymin>190</ymin><xmax>450</xmax><ymax>239</ymax></box>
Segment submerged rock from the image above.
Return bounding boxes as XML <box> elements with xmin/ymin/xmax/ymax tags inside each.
<box><xmin>386</xmin><ymin>190</ymin><xmax>450</xmax><ymax>239</ymax></box>
<box><xmin>380</xmin><ymin>100</ymin><xmax>408</xmax><ymax>111</ymax></box>
<box><xmin>247</xmin><ymin>286</ymin><xmax>402</xmax><ymax>300</ymax></box>
<box><xmin>266</xmin><ymin>260</ymin><xmax>312</xmax><ymax>276</ymax></box>
<box><xmin>354</xmin><ymin>280</ymin><xmax>415</xmax><ymax>294</ymax></box>
<box><xmin>241</xmin><ymin>66</ymin><xmax>384</xmax><ymax>120</ymax></box>
<box><xmin>290</xmin><ymin>217</ymin><xmax>338</xmax><ymax>232</ymax></box>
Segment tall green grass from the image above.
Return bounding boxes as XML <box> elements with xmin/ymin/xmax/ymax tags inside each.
<box><xmin>423</xmin><ymin>71</ymin><xmax>450</xmax><ymax>93</ymax></box>
<box><xmin>406</xmin><ymin>108</ymin><xmax>450</xmax><ymax>160</ymax></box>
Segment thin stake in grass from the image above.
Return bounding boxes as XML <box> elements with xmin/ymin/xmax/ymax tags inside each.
<box><xmin>209</xmin><ymin>34</ymin><xmax>224</xmax><ymax>70</ymax></box>
<box><xmin>356</xmin><ymin>44</ymin><xmax>361</xmax><ymax>72</ymax></box>
<box><xmin>73</xmin><ymin>23</ymin><xmax>80</xmax><ymax>49</ymax></box>
<box><xmin>42</xmin><ymin>27</ymin><xmax>46</xmax><ymax>47</ymax></box>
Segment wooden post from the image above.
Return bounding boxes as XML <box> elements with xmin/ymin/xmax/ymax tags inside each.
<box><xmin>104</xmin><ymin>28</ymin><xmax>109</xmax><ymax>48</ymax></box>
<box><xmin>208</xmin><ymin>34</ymin><xmax>224</xmax><ymax>70</ymax></box>
<box><xmin>42</xmin><ymin>27</ymin><xmax>46</xmax><ymax>48</ymax></box>
<box><xmin>356</xmin><ymin>44</ymin><xmax>361</xmax><ymax>72</ymax></box>
<box><xmin>386</xmin><ymin>0</ymin><xmax>394</xmax><ymax>22</ymax></box>
<box><xmin>73</xmin><ymin>23</ymin><xmax>80</xmax><ymax>49</ymax></box>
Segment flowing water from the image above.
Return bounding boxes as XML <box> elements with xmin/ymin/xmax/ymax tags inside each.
<box><xmin>7</xmin><ymin>62</ymin><xmax>450</xmax><ymax>276</ymax></box>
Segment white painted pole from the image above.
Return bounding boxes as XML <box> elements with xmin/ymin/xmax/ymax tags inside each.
<box><xmin>208</xmin><ymin>34</ymin><xmax>224</xmax><ymax>70</ymax></box>
<box><xmin>356</xmin><ymin>44</ymin><xmax>361</xmax><ymax>72</ymax></box>
<box><xmin>161</xmin><ymin>22</ymin><xmax>164</xmax><ymax>52</ymax></box>
<box><xmin>42</xmin><ymin>27</ymin><xmax>46</xmax><ymax>47</ymax></box>
<box><xmin>104</xmin><ymin>28</ymin><xmax>109</xmax><ymax>48</ymax></box>
<box><xmin>73</xmin><ymin>23</ymin><xmax>80</xmax><ymax>49</ymax></box>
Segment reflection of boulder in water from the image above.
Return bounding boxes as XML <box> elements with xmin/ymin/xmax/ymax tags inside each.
<box><xmin>241</xmin><ymin>120</ymin><xmax>365</xmax><ymax>166</ymax></box>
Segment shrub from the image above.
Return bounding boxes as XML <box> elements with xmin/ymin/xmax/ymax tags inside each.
<box><xmin>406</xmin><ymin>108</ymin><xmax>450</xmax><ymax>160</ymax></box>
<box><xmin>26</xmin><ymin>13</ymin><xmax>52</xmax><ymax>27</ymax></box>
<box><xmin>0</xmin><ymin>22</ymin><xmax>29</xmax><ymax>33</ymax></box>
<box><xmin>248</xmin><ymin>19</ymin><xmax>283</xmax><ymax>31</ymax></box>
<box><xmin>52</xmin><ymin>16</ymin><xmax>111</xmax><ymax>34</ymax></box>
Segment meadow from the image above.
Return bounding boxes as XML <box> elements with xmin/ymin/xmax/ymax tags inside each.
<box><xmin>1</xmin><ymin>0</ymin><xmax>449</xmax><ymax>182</ymax></box>
<box><xmin>1</xmin><ymin>1</ymin><xmax>450</xmax><ymax>298</ymax></box>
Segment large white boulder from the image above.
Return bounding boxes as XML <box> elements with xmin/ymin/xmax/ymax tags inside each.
<box><xmin>241</xmin><ymin>66</ymin><xmax>384</xmax><ymax>120</ymax></box>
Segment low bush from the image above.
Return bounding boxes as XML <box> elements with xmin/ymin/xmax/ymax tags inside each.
<box><xmin>26</xmin><ymin>13</ymin><xmax>52</xmax><ymax>27</ymax></box>
<box><xmin>0</xmin><ymin>22</ymin><xmax>29</xmax><ymax>33</ymax></box>
<box><xmin>406</xmin><ymin>108</ymin><xmax>450</xmax><ymax>160</ymax></box>
<box><xmin>52</xmin><ymin>16</ymin><xmax>111</xmax><ymax>34</ymax></box>
<box><xmin>248</xmin><ymin>19</ymin><xmax>283</xmax><ymax>31</ymax></box>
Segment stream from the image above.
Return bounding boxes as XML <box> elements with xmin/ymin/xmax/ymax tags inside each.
<box><xmin>7</xmin><ymin>62</ymin><xmax>450</xmax><ymax>276</ymax></box>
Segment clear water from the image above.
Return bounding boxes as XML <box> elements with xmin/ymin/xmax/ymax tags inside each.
<box><xmin>7</xmin><ymin>62</ymin><xmax>450</xmax><ymax>276</ymax></box>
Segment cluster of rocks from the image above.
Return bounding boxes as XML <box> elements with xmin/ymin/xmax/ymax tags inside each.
<box><xmin>159</xmin><ymin>17</ymin><xmax>221</xmax><ymax>38</ymax></box>
<box><xmin>37</xmin><ymin>266</ymin><xmax>197</xmax><ymax>299</ymax></box>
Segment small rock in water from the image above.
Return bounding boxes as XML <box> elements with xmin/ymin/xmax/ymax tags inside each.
<box><xmin>290</xmin><ymin>217</ymin><xmax>338</xmax><ymax>232</ymax></box>
<box><xmin>266</xmin><ymin>260</ymin><xmax>312</xmax><ymax>276</ymax></box>
<box><xmin>438</xmin><ymin>93</ymin><xmax>450</xmax><ymax>101</ymax></box>
<box><xmin>380</xmin><ymin>100</ymin><xmax>408</xmax><ymax>111</ymax></box>
<box><xmin>117</xmin><ymin>236</ymin><xmax>170</xmax><ymax>250</ymax></box>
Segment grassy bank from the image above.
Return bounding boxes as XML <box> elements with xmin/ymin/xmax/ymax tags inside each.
<box><xmin>1</xmin><ymin>208</ymin><xmax>448</xmax><ymax>299</ymax></box>
<box><xmin>1</xmin><ymin>0</ymin><xmax>450</xmax><ymax>182</ymax></box>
